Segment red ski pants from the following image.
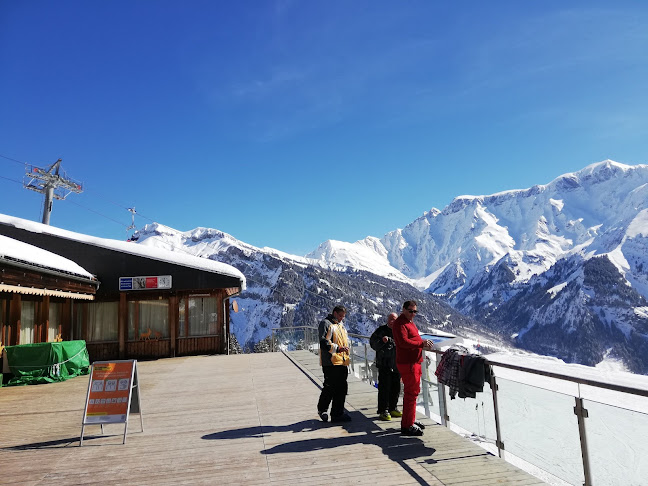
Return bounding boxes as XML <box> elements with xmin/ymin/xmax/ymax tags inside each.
<box><xmin>396</xmin><ymin>362</ymin><xmax>422</xmax><ymax>429</ymax></box>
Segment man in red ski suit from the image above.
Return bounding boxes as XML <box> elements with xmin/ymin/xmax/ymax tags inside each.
<box><xmin>392</xmin><ymin>300</ymin><xmax>434</xmax><ymax>436</ymax></box>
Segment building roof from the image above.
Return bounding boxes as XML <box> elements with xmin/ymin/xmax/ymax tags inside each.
<box><xmin>0</xmin><ymin>213</ymin><xmax>246</xmax><ymax>296</ymax></box>
<box><xmin>0</xmin><ymin>234</ymin><xmax>93</xmax><ymax>279</ymax></box>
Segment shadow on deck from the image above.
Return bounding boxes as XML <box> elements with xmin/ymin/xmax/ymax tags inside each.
<box><xmin>0</xmin><ymin>351</ymin><xmax>545</xmax><ymax>485</ymax></box>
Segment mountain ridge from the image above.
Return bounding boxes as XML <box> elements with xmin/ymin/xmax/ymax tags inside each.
<box><xmin>132</xmin><ymin>222</ymin><xmax>496</xmax><ymax>353</ymax></box>
<box><xmin>307</xmin><ymin>159</ymin><xmax>648</xmax><ymax>373</ymax></box>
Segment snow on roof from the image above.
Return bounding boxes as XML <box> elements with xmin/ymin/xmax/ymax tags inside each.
<box><xmin>0</xmin><ymin>234</ymin><xmax>94</xmax><ymax>279</ymax></box>
<box><xmin>0</xmin><ymin>214</ymin><xmax>246</xmax><ymax>289</ymax></box>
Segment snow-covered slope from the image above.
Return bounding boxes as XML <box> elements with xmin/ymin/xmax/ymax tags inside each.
<box><xmin>307</xmin><ymin>237</ymin><xmax>410</xmax><ymax>282</ymax></box>
<box><xmin>132</xmin><ymin>224</ymin><xmax>486</xmax><ymax>350</ymax></box>
<box><xmin>383</xmin><ymin>160</ymin><xmax>648</xmax><ymax>289</ymax></box>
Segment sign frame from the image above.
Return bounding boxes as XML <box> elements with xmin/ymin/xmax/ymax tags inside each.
<box><xmin>80</xmin><ymin>359</ymin><xmax>143</xmax><ymax>446</ymax></box>
<box><xmin>119</xmin><ymin>275</ymin><xmax>172</xmax><ymax>291</ymax></box>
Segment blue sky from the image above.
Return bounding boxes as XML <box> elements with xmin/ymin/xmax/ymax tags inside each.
<box><xmin>1</xmin><ymin>2</ymin><xmax>647</xmax><ymax>255</ymax></box>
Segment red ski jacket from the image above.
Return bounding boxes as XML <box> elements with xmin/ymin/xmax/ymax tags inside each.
<box><xmin>392</xmin><ymin>314</ymin><xmax>425</xmax><ymax>365</ymax></box>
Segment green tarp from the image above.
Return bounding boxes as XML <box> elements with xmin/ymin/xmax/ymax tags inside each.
<box><xmin>3</xmin><ymin>340</ymin><xmax>90</xmax><ymax>386</ymax></box>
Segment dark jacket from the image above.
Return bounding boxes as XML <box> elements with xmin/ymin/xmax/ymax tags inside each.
<box><xmin>370</xmin><ymin>324</ymin><xmax>396</xmax><ymax>371</ymax></box>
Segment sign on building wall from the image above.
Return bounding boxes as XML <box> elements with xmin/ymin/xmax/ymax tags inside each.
<box><xmin>119</xmin><ymin>275</ymin><xmax>172</xmax><ymax>291</ymax></box>
<box><xmin>80</xmin><ymin>360</ymin><xmax>143</xmax><ymax>445</ymax></box>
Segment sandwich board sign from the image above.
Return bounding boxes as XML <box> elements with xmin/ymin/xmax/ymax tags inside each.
<box><xmin>80</xmin><ymin>359</ymin><xmax>143</xmax><ymax>446</ymax></box>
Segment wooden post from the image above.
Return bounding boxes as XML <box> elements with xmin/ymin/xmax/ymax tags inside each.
<box><xmin>225</xmin><ymin>298</ymin><xmax>231</xmax><ymax>337</ymax></box>
<box><xmin>133</xmin><ymin>300</ymin><xmax>139</xmax><ymax>342</ymax></box>
<box><xmin>216</xmin><ymin>290</ymin><xmax>224</xmax><ymax>353</ymax></box>
<box><xmin>1</xmin><ymin>299</ymin><xmax>7</xmax><ymax>346</ymax></box>
<box><xmin>169</xmin><ymin>295</ymin><xmax>177</xmax><ymax>358</ymax></box>
<box><xmin>184</xmin><ymin>297</ymin><xmax>189</xmax><ymax>338</ymax></box>
<box><xmin>41</xmin><ymin>296</ymin><xmax>50</xmax><ymax>343</ymax></box>
<box><xmin>119</xmin><ymin>293</ymin><xmax>127</xmax><ymax>359</ymax></box>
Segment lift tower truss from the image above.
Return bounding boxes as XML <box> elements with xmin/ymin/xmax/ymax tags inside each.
<box><xmin>24</xmin><ymin>158</ymin><xmax>83</xmax><ymax>225</ymax></box>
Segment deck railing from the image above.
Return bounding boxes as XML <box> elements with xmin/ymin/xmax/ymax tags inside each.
<box><xmin>271</xmin><ymin>326</ymin><xmax>648</xmax><ymax>486</ymax></box>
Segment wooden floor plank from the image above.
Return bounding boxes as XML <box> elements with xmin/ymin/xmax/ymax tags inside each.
<box><xmin>0</xmin><ymin>351</ymin><xmax>546</xmax><ymax>485</ymax></box>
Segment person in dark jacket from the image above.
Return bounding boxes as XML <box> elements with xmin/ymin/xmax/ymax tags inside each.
<box><xmin>317</xmin><ymin>305</ymin><xmax>352</xmax><ymax>423</ymax></box>
<box><xmin>370</xmin><ymin>312</ymin><xmax>402</xmax><ymax>421</ymax></box>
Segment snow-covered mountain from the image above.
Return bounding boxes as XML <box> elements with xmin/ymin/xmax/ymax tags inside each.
<box><xmin>131</xmin><ymin>224</ymin><xmax>492</xmax><ymax>351</ymax></box>
<box><xmin>307</xmin><ymin>160</ymin><xmax>648</xmax><ymax>373</ymax></box>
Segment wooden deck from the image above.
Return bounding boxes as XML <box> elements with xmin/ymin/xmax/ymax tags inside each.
<box><xmin>0</xmin><ymin>351</ymin><xmax>546</xmax><ymax>485</ymax></box>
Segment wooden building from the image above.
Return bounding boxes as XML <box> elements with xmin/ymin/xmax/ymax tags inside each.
<box><xmin>0</xmin><ymin>234</ymin><xmax>98</xmax><ymax>348</ymax></box>
<box><xmin>0</xmin><ymin>214</ymin><xmax>246</xmax><ymax>362</ymax></box>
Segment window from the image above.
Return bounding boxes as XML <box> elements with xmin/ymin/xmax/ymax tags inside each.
<box><xmin>86</xmin><ymin>302</ymin><xmax>118</xmax><ymax>342</ymax></box>
<box><xmin>128</xmin><ymin>299</ymin><xmax>169</xmax><ymax>340</ymax></box>
<box><xmin>48</xmin><ymin>302</ymin><xmax>62</xmax><ymax>342</ymax></box>
<box><xmin>179</xmin><ymin>296</ymin><xmax>220</xmax><ymax>337</ymax></box>
<box><xmin>20</xmin><ymin>300</ymin><xmax>35</xmax><ymax>344</ymax></box>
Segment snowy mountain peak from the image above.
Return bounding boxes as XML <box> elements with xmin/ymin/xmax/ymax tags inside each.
<box><xmin>307</xmin><ymin>160</ymin><xmax>648</xmax><ymax>372</ymax></box>
<box><xmin>306</xmin><ymin>238</ymin><xmax>408</xmax><ymax>281</ymax></box>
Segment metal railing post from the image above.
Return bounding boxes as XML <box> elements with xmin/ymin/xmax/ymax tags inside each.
<box><xmin>438</xmin><ymin>382</ymin><xmax>448</xmax><ymax>427</ymax></box>
<box><xmin>574</xmin><ymin>397</ymin><xmax>592</xmax><ymax>486</ymax></box>
<box><xmin>421</xmin><ymin>354</ymin><xmax>430</xmax><ymax>417</ymax></box>
<box><xmin>364</xmin><ymin>343</ymin><xmax>369</xmax><ymax>381</ymax></box>
<box><xmin>490</xmin><ymin>372</ymin><xmax>504</xmax><ymax>458</ymax></box>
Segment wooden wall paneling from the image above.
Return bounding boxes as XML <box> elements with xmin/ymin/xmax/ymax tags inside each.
<box><xmin>0</xmin><ymin>266</ymin><xmax>96</xmax><ymax>295</ymax></box>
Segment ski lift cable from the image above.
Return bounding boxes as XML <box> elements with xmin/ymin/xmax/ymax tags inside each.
<box><xmin>66</xmin><ymin>199</ymin><xmax>130</xmax><ymax>228</ymax></box>
<box><xmin>0</xmin><ymin>153</ymin><xmax>27</xmax><ymax>166</ymax></box>
<box><xmin>86</xmin><ymin>188</ymin><xmax>157</xmax><ymax>223</ymax></box>
<box><xmin>4</xmin><ymin>154</ymin><xmax>403</xmax><ymax>313</ymax></box>
<box><xmin>0</xmin><ymin>174</ymin><xmax>23</xmax><ymax>184</ymax></box>
<box><xmin>0</xmin><ymin>151</ymin><xmax>151</xmax><ymax>225</ymax></box>
<box><xmin>0</xmin><ymin>166</ymin><xmax>418</xmax><ymax>317</ymax></box>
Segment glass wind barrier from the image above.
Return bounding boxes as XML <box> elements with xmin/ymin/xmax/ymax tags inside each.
<box><xmin>420</xmin><ymin>353</ymin><xmax>443</xmax><ymax>421</ymax></box>
<box><xmin>421</xmin><ymin>351</ymin><xmax>497</xmax><ymax>446</ymax></box>
<box><xmin>496</xmin><ymin>376</ymin><xmax>584</xmax><ymax>486</ymax></box>
<box><xmin>348</xmin><ymin>333</ymin><xmax>377</xmax><ymax>385</ymax></box>
<box><xmin>444</xmin><ymin>377</ymin><xmax>497</xmax><ymax>446</ymax></box>
<box><xmin>271</xmin><ymin>326</ymin><xmax>318</xmax><ymax>353</ymax></box>
<box><xmin>584</xmin><ymin>394</ymin><xmax>648</xmax><ymax>485</ymax></box>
